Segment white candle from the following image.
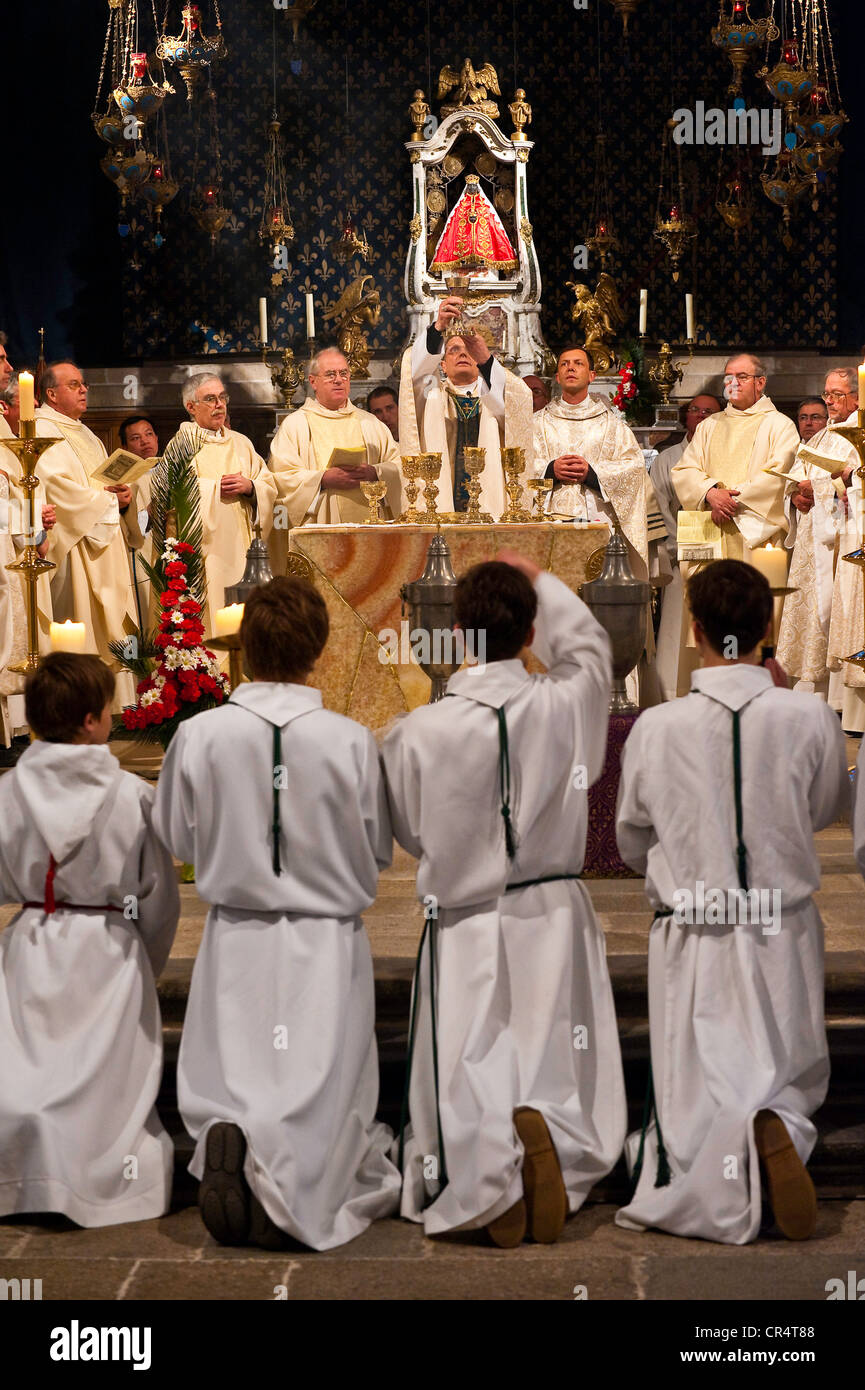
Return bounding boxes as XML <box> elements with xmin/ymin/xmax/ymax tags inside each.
<box><xmin>305</xmin><ymin>292</ymin><xmax>315</xmax><ymax>339</ymax></box>
<box><xmin>18</xmin><ymin>371</ymin><xmax>35</xmax><ymax>421</ymax></box>
<box><xmin>215</xmin><ymin>603</ymin><xmax>244</xmax><ymax>636</ymax></box>
<box><xmin>639</xmin><ymin>288</ymin><xmax>648</xmax><ymax>336</ymax></box>
<box><xmin>49</xmin><ymin>620</ymin><xmax>86</xmax><ymax>652</ymax></box>
<box><xmin>258</xmin><ymin>297</ymin><xmax>268</xmax><ymax>345</ymax></box>
<box><xmin>749</xmin><ymin>544</ymin><xmax>787</xmax><ymax>590</ymax></box>
<box><xmin>685</xmin><ymin>293</ymin><xmax>695</xmax><ymax>342</ymax></box>
<box><xmin>858</xmin><ymin>363</ymin><xmax>865</xmax><ymax>411</ymax></box>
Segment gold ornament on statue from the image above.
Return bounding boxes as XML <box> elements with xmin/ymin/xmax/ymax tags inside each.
<box><xmin>437</xmin><ymin>59</ymin><xmax>501</xmax><ymax>119</ymax></box>
<box><xmin>508</xmin><ymin>89</ymin><xmax>532</xmax><ymax>141</ymax></box>
<box><xmin>322</xmin><ymin>274</ymin><xmax>381</xmax><ymax>379</ymax></box>
<box><xmin>409</xmin><ymin>89</ymin><xmax>431</xmax><ymax>141</ymax></box>
<box><xmin>564</xmin><ymin>273</ymin><xmax>624</xmax><ymax>375</ymax></box>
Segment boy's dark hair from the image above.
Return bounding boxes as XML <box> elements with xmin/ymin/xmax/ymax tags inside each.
<box><xmin>687</xmin><ymin>559</ymin><xmax>773</xmax><ymax>657</ymax></box>
<box><xmin>119</xmin><ymin>414</ymin><xmax>158</xmax><ymax>447</ymax></box>
<box><xmin>454</xmin><ymin>561</ymin><xmax>538</xmax><ymax>662</ymax></box>
<box><xmin>240</xmin><ymin>575</ymin><xmax>329</xmax><ymax>682</ymax></box>
<box><xmin>25</xmin><ymin>653</ymin><xmax>115</xmax><ymax>741</ymax></box>
<box><xmin>557</xmin><ymin>343</ymin><xmax>595</xmax><ymax>372</ymax></box>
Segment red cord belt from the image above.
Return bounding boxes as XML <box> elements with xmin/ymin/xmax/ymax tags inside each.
<box><xmin>21</xmin><ymin>854</ymin><xmax>121</xmax><ymax>915</ymax></box>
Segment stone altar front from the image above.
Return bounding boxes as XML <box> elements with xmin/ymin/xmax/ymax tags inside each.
<box><xmin>288</xmin><ymin>521</ymin><xmax>610</xmax><ymax>730</ymax></box>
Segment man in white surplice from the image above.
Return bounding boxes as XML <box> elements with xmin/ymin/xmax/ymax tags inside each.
<box><xmin>615</xmin><ymin>560</ymin><xmax>848</xmax><ymax>1245</ymax></box>
<box><xmin>381</xmin><ymin>553</ymin><xmax>626</xmax><ymax>1245</ymax></box>
<box><xmin>399</xmin><ymin>296</ymin><xmax>533</xmax><ymax>518</ymax></box>
<box><xmin>822</xmin><ymin>368</ymin><xmax>865</xmax><ymax>732</ymax></box>
<box><xmin>153</xmin><ymin>576</ymin><xmax>400</xmax><ymax>1252</ymax></box>
<box><xmin>777</xmin><ymin>369</ymin><xmax>858</xmax><ymax>705</ymax></box>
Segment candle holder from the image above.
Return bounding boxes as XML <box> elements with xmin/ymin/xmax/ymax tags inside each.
<box><xmin>527</xmin><ymin>477</ymin><xmax>553</xmax><ymax>520</ymax></box>
<box><xmin>207</xmin><ymin>632</ymin><xmax>244</xmax><ymax>691</ymax></box>
<box><xmin>500</xmin><ymin>447</ymin><xmax>533</xmax><ymax>523</ymax></box>
<box><xmin>831</xmin><ymin>409</ymin><xmax>865</xmax><ymax>670</ymax></box>
<box><xmin>418</xmin><ymin>453</ymin><xmax>442</xmax><ymax>520</ymax></box>
<box><xmin>459</xmin><ymin>446</ymin><xmax>492</xmax><ymax>524</ymax></box>
<box><xmin>3</xmin><ymin>419</ymin><xmax>58</xmax><ymax>673</ymax></box>
<box><xmin>306</xmin><ymin>335</ymin><xmax>316</xmax><ymax>373</ymax></box>
<box><xmin>647</xmin><ymin>342</ymin><xmax>684</xmax><ymax>428</ymax></box>
<box><xmin>360</xmin><ymin>479</ymin><xmax>388</xmax><ymax>524</ymax></box>
<box><xmin>269</xmin><ymin>347</ymin><xmax>304</xmax><ymax>410</ymax></box>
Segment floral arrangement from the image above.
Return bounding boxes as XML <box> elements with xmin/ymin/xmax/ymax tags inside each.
<box><xmin>115</xmin><ymin>539</ymin><xmax>229</xmax><ymax>749</ymax></box>
<box><xmin>611</xmin><ymin>338</ymin><xmax>658</xmax><ymax>426</ymax></box>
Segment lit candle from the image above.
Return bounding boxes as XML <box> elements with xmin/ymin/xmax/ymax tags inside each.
<box><xmin>685</xmin><ymin>293</ymin><xmax>695</xmax><ymax>342</ymax></box>
<box><xmin>258</xmin><ymin>297</ymin><xmax>268</xmax><ymax>346</ymax></box>
<box><xmin>49</xmin><ymin>620</ymin><xmax>86</xmax><ymax>652</ymax></box>
<box><xmin>215</xmin><ymin>603</ymin><xmax>244</xmax><ymax>636</ymax></box>
<box><xmin>638</xmin><ymin>288</ymin><xmax>648</xmax><ymax>336</ymax></box>
<box><xmin>18</xmin><ymin>371</ymin><xmax>35</xmax><ymax>422</ymax></box>
<box><xmin>749</xmin><ymin>544</ymin><xmax>787</xmax><ymax>590</ymax></box>
<box><xmin>858</xmin><ymin>362</ymin><xmax>865</xmax><ymax>411</ymax></box>
<box><xmin>305</xmin><ymin>292</ymin><xmax>315</xmax><ymax>339</ymax></box>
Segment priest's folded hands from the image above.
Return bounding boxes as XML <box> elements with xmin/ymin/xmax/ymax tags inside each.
<box><xmin>320</xmin><ymin>463</ymin><xmax>378</xmax><ymax>490</ymax></box>
<box><xmin>219</xmin><ymin>472</ymin><xmax>255</xmax><ymax>499</ymax></box>
<box><xmin>104</xmin><ymin>482</ymin><xmax>132</xmax><ymax>511</ymax></box>
<box><xmin>706</xmin><ymin>484</ymin><xmax>740</xmax><ymax>524</ymax></box>
<box><xmin>552</xmin><ymin>453</ymin><xmax>591</xmax><ymax>483</ymax></box>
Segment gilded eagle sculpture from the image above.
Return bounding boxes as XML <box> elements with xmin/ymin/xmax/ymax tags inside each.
<box><xmin>437</xmin><ymin>60</ymin><xmax>501</xmax><ymax>119</ymax></box>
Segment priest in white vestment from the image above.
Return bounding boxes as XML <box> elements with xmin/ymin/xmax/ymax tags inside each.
<box><xmin>821</xmin><ymin>369</ymin><xmax>865</xmax><ymax>732</ymax></box>
<box><xmin>153</xmin><ymin>576</ymin><xmax>401</xmax><ymax>1251</ymax></box>
<box><xmin>35</xmin><ymin>363</ymin><xmax>140</xmax><ymax>707</ymax></box>
<box><xmin>0</xmin><ymin>654</ymin><xmax>179</xmax><ymax>1227</ymax></box>
<box><xmin>381</xmin><ymin>555</ymin><xmax>626</xmax><ymax>1243</ymax></box>
<box><xmin>159</xmin><ymin>375</ymin><xmax>277</xmax><ymax>641</ymax></box>
<box><xmin>651</xmin><ymin>394</ymin><xmax>722</xmax><ymax>700</ymax></box>
<box><xmin>777</xmin><ymin>370</ymin><xmax>858</xmax><ymax>703</ymax></box>
<box><xmin>119</xmin><ymin>413</ymin><xmax>161</xmax><ymax>630</ymax></box>
<box><xmin>615</xmin><ymin>560</ymin><xmax>848</xmax><ymax>1245</ymax></box>
<box><xmin>671</xmin><ymin>353</ymin><xmax>797</xmax><ymax>695</ymax></box>
<box><xmin>268</xmin><ymin>348</ymin><xmax>403</xmax><ymax>563</ymax></box>
<box><xmin>533</xmin><ymin>345</ymin><xmax>662</xmax><ymax>704</ymax></box>
<box><xmin>399</xmin><ymin>298</ymin><xmax>533</xmax><ymax>518</ymax></box>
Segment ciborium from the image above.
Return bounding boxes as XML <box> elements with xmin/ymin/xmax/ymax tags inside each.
<box><xmin>224</xmin><ymin>522</ymin><xmax>274</xmax><ymax>606</ymax></box>
<box><xmin>831</xmin><ymin>409</ymin><xmax>865</xmax><ymax>670</ymax></box>
<box><xmin>418</xmin><ymin>453</ymin><xmax>442</xmax><ymax>519</ymax></box>
<box><xmin>400</xmin><ymin>531</ymin><xmax>460</xmax><ymax>703</ymax></box>
<box><xmin>3</xmin><ymin>420</ymin><xmax>58</xmax><ymax>673</ymax></box>
<box><xmin>400</xmin><ymin>455</ymin><xmax>424</xmax><ymax>523</ymax></box>
<box><xmin>360</xmin><ymin>479</ymin><xmax>388</xmax><ymax>524</ymax></box>
<box><xmin>500</xmin><ymin>447</ymin><xmax>532</xmax><ymax>523</ymax></box>
<box><xmin>527</xmin><ymin>477</ymin><xmax>553</xmax><ymax>520</ymax></box>
<box><xmin>460</xmin><ymin>446</ymin><xmax>492</xmax><ymax>524</ymax></box>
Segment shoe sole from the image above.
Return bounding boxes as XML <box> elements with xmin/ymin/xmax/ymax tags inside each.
<box><xmin>514</xmin><ymin>1108</ymin><xmax>567</xmax><ymax>1244</ymax></box>
<box><xmin>754</xmin><ymin>1109</ymin><xmax>817</xmax><ymax>1241</ymax></box>
<box><xmin>199</xmin><ymin>1122</ymin><xmax>251</xmax><ymax>1246</ymax></box>
<box><xmin>486</xmin><ymin>1197</ymin><xmax>527</xmax><ymax>1248</ymax></box>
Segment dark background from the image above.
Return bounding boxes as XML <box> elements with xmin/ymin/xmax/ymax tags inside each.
<box><xmin>1</xmin><ymin>0</ymin><xmax>861</xmax><ymax>367</ymax></box>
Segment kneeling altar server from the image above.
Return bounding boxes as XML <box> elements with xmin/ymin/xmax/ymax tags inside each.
<box><xmin>153</xmin><ymin>575</ymin><xmax>401</xmax><ymax>1250</ymax></box>
<box><xmin>381</xmin><ymin>554</ymin><xmax>626</xmax><ymax>1245</ymax></box>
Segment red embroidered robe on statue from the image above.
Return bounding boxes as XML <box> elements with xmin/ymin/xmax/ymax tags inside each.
<box><xmin>430</xmin><ymin>175</ymin><xmax>518</xmax><ymax>274</ymax></box>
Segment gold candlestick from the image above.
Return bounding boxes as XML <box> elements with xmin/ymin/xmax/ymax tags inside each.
<box><xmin>500</xmin><ymin>446</ymin><xmax>532</xmax><ymax>523</ymax></box>
<box><xmin>400</xmin><ymin>455</ymin><xmax>424</xmax><ymax>523</ymax></box>
<box><xmin>418</xmin><ymin>453</ymin><xmax>442</xmax><ymax>520</ymax></box>
<box><xmin>360</xmin><ymin>479</ymin><xmax>388</xmax><ymax>524</ymax></box>
<box><xmin>527</xmin><ymin>477</ymin><xmax>553</xmax><ymax>520</ymax></box>
<box><xmin>831</xmin><ymin>409</ymin><xmax>865</xmax><ymax>669</ymax></box>
<box><xmin>460</xmin><ymin>446</ymin><xmax>492</xmax><ymax>524</ymax></box>
<box><xmin>3</xmin><ymin>419</ymin><xmax>57</xmax><ymax>674</ymax></box>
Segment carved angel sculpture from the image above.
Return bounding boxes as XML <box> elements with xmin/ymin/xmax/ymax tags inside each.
<box><xmin>322</xmin><ymin>274</ymin><xmax>382</xmax><ymax>379</ymax></box>
<box><xmin>564</xmin><ymin>273</ymin><xmax>625</xmax><ymax>374</ymax></box>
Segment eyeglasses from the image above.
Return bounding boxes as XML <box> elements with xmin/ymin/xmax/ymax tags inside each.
<box><xmin>724</xmin><ymin>373</ymin><xmax>762</xmax><ymax>384</ymax></box>
<box><xmin>198</xmin><ymin>392</ymin><xmax>229</xmax><ymax>406</ymax></box>
<box><xmin>65</xmin><ymin>379</ymin><xmax>88</xmax><ymax>390</ymax></box>
<box><xmin>822</xmin><ymin>390</ymin><xmax>851</xmax><ymax>403</ymax></box>
<box><xmin>687</xmin><ymin>405</ymin><xmax>716</xmax><ymax>416</ymax></box>
<box><xmin>318</xmin><ymin>370</ymin><xmax>350</xmax><ymax>382</ymax></box>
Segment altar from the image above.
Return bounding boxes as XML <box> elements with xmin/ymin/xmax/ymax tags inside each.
<box><xmin>287</xmin><ymin>521</ymin><xmax>610</xmax><ymax>730</ymax></box>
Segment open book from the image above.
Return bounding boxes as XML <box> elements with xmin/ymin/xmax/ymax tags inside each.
<box><xmin>677</xmin><ymin>509</ymin><xmax>724</xmax><ymax>563</ymax></box>
<box><xmin>91</xmin><ymin>448</ymin><xmax>155</xmax><ymax>486</ymax></box>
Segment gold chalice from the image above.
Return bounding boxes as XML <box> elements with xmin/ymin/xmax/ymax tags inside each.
<box><xmin>527</xmin><ymin>477</ymin><xmax>553</xmax><ymax>521</ymax></box>
<box><xmin>443</xmin><ymin>271</ymin><xmax>473</xmax><ymax>336</ymax></box>
<box><xmin>418</xmin><ymin>453</ymin><xmax>442</xmax><ymax>520</ymax></box>
<box><xmin>400</xmin><ymin>455</ymin><xmax>424</xmax><ymax>524</ymax></box>
<box><xmin>460</xmin><ymin>446</ymin><xmax>492</xmax><ymax>524</ymax></box>
<box><xmin>360</xmin><ymin>478</ymin><xmax>388</xmax><ymax>524</ymax></box>
<box><xmin>500</xmin><ymin>447</ymin><xmax>533</xmax><ymax>523</ymax></box>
